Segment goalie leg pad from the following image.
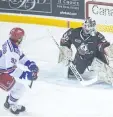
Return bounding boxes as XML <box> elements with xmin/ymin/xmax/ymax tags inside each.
<box><xmin>0</xmin><ymin>73</ymin><xmax>15</xmax><ymax>91</ymax></box>
<box><xmin>98</xmin><ymin>65</ymin><xmax>113</xmax><ymax>85</ymax></box>
<box><xmin>89</xmin><ymin>58</ymin><xmax>113</xmax><ymax>84</ymax></box>
<box><xmin>58</xmin><ymin>46</ymin><xmax>73</xmax><ymax>65</ymax></box>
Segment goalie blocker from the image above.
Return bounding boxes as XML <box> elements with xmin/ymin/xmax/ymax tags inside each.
<box><xmin>59</xmin><ymin>17</ymin><xmax>113</xmax><ymax>85</ymax></box>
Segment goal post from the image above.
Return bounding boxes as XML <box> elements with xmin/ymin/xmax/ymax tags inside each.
<box><xmin>86</xmin><ymin>1</ymin><xmax>113</xmax><ymax>33</ymax></box>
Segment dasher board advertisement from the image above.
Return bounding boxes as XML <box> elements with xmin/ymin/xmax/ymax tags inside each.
<box><xmin>0</xmin><ymin>0</ymin><xmax>85</xmax><ymax>19</ymax></box>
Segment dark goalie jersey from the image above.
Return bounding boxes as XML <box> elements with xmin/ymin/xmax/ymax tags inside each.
<box><xmin>60</xmin><ymin>27</ymin><xmax>110</xmax><ymax>74</ymax></box>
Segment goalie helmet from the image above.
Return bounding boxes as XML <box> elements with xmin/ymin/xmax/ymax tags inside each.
<box><xmin>10</xmin><ymin>27</ymin><xmax>25</xmax><ymax>45</ymax></box>
<box><xmin>82</xmin><ymin>17</ymin><xmax>96</xmax><ymax>36</ymax></box>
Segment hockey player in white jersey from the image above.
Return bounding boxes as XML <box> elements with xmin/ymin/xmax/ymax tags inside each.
<box><xmin>0</xmin><ymin>27</ymin><xmax>39</xmax><ymax>114</ymax></box>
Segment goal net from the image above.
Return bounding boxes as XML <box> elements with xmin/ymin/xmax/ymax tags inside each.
<box><xmin>86</xmin><ymin>1</ymin><xmax>113</xmax><ymax>33</ymax></box>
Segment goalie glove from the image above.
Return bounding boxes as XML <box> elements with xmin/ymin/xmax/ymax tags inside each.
<box><xmin>104</xmin><ymin>44</ymin><xmax>113</xmax><ymax>58</ymax></box>
<box><xmin>98</xmin><ymin>41</ymin><xmax>110</xmax><ymax>53</ymax></box>
<box><xmin>58</xmin><ymin>46</ymin><xmax>73</xmax><ymax>65</ymax></box>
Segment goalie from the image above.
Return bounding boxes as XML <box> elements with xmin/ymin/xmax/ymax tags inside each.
<box><xmin>59</xmin><ymin>17</ymin><xmax>113</xmax><ymax>85</ymax></box>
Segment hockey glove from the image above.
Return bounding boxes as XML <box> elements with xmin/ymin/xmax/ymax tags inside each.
<box><xmin>104</xmin><ymin>44</ymin><xmax>113</xmax><ymax>58</ymax></box>
<box><xmin>20</xmin><ymin>71</ymin><xmax>38</xmax><ymax>81</ymax></box>
<box><xmin>98</xmin><ymin>42</ymin><xmax>110</xmax><ymax>53</ymax></box>
<box><xmin>25</xmin><ymin>61</ymin><xmax>39</xmax><ymax>73</ymax></box>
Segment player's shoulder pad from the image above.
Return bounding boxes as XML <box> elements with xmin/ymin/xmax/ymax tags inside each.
<box><xmin>63</xmin><ymin>27</ymin><xmax>81</xmax><ymax>37</ymax></box>
<box><xmin>73</xmin><ymin>27</ymin><xmax>82</xmax><ymax>31</ymax></box>
<box><xmin>62</xmin><ymin>28</ymin><xmax>73</xmax><ymax>41</ymax></box>
<box><xmin>63</xmin><ymin>28</ymin><xmax>73</xmax><ymax>37</ymax></box>
<box><xmin>2</xmin><ymin>42</ymin><xmax>7</xmax><ymax>54</ymax></box>
<box><xmin>97</xmin><ymin>32</ymin><xmax>105</xmax><ymax>40</ymax></box>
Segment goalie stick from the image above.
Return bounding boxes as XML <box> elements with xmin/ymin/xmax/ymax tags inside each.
<box><xmin>47</xmin><ymin>29</ymin><xmax>98</xmax><ymax>86</ymax></box>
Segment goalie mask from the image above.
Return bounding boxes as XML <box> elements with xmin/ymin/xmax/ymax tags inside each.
<box><xmin>9</xmin><ymin>27</ymin><xmax>25</xmax><ymax>46</ymax></box>
<box><xmin>82</xmin><ymin>17</ymin><xmax>96</xmax><ymax>36</ymax></box>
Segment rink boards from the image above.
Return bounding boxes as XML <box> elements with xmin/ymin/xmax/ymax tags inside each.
<box><xmin>1</xmin><ymin>0</ymin><xmax>113</xmax><ymax>33</ymax></box>
<box><xmin>0</xmin><ymin>13</ymin><xmax>113</xmax><ymax>33</ymax></box>
<box><xmin>0</xmin><ymin>14</ymin><xmax>82</xmax><ymax>28</ymax></box>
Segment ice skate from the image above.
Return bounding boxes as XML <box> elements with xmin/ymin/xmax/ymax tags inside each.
<box><xmin>4</xmin><ymin>96</ymin><xmax>26</xmax><ymax>115</ymax></box>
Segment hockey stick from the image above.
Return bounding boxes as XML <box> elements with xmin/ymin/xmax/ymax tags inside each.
<box><xmin>29</xmin><ymin>80</ymin><xmax>33</xmax><ymax>88</ymax></box>
<box><xmin>47</xmin><ymin>29</ymin><xmax>98</xmax><ymax>86</ymax></box>
<box><xmin>29</xmin><ymin>72</ymin><xmax>38</xmax><ymax>88</ymax></box>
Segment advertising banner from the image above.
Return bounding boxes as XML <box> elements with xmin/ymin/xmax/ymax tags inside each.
<box><xmin>0</xmin><ymin>0</ymin><xmax>85</xmax><ymax>19</ymax></box>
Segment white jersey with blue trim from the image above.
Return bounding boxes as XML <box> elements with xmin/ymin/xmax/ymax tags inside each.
<box><xmin>0</xmin><ymin>39</ymin><xmax>28</xmax><ymax>78</ymax></box>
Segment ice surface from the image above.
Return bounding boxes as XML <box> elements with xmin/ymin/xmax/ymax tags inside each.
<box><xmin>0</xmin><ymin>22</ymin><xmax>113</xmax><ymax>117</ymax></box>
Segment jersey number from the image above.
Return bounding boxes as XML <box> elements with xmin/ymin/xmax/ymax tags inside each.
<box><xmin>11</xmin><ymin>58</ymin><xmax>17</xmax><ymax>64</ymax></box>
